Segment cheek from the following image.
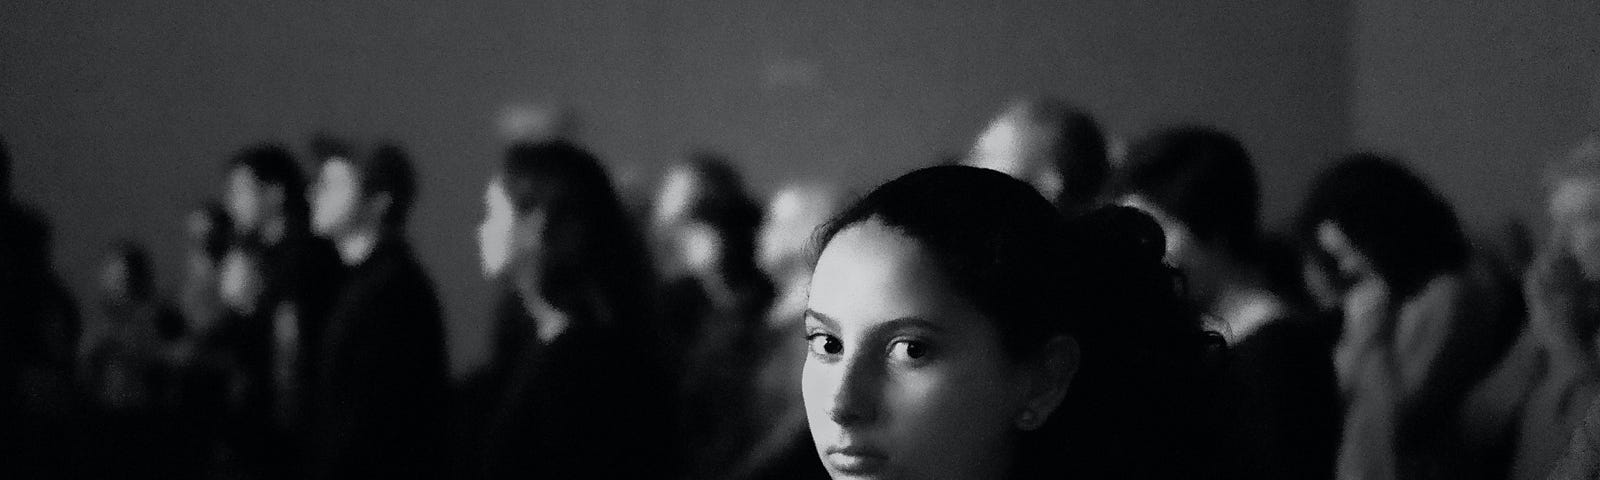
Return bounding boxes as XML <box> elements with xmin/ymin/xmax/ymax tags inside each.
<box><xmin>881</xmin><ymin>363</ymin><xmax>1021</xmax><ymax>474</ymax></box>
<box><xmin>801</xmin><ymin>358</ymin><xmax>841</xmax><ymax>446</ymax></box>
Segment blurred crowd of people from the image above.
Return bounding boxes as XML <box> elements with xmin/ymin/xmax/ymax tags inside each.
<box><xmin>1</xmin><ymin>96</ymin><xmax>1598</xmax><ymax>480</ymax></box>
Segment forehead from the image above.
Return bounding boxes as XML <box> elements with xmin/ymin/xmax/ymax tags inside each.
<box><xmin>319</xmin><ymin>159</ymin><xmax>358</xmax><ymax>183</ymax></box>
<box><xmin>229</xmin><ymin>166</ymin><xmax>258</xmax><ymax>185</ymax></box>
<box><xmin>809</xmin><ymin>221</ymin><xmax>977</xmax><ymax>329</ymax></box>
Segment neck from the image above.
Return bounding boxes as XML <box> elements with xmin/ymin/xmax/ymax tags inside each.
<box><xmin>336</xmin><ymin>223</ymin><xmax>383</xmax><ymax>266</ymax></box>
<box><xmin>515</xmin><ymin>277</ymin><xmax>570</xmax><ymax>343</ymax></box>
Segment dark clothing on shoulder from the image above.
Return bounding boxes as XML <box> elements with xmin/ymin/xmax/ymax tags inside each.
<box><xmin>1215</xmin><ymin>313</ymin><xmax>1342</xmax><ymax>480</ymax></box>
<box><xmin>484</xmin><ymin>323</ymin><xmax>678</xmax><ymax>480</ymax></box>
<box><xmin>262</xmin><ymin>233</ymin><xmax>345</xmax><ymax>427</ymax></box>
<box><xmin>262</xmin><ymin>233</ymin><xmax>345</xmax><ymax>360</ymax></box>
<box><xmin>0</xmin><ymin>203</ymin><xmax>82</xmax><ymax>479</ymax></box>
<box><xmin>307</xmin><ymin>235</ymin><xmax>448</xmax><ymax>480</ymax></box>
<box><xmin>664</xmin><ymin>274</ymin><xmax>775</xmax><ymax>479</ymax></box>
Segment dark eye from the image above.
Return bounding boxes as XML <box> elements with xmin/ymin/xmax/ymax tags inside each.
<box><xmin>889</xmin><ymin>340</ymin><xmax>927</xmax><ymax>361</ymax></box>
<box><xmin>807</xmin><ymin>334</ymin><xmax>843</xmax><ymax>356</ymax></box>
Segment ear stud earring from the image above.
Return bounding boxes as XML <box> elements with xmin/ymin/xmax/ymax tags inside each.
<box><xmin>1017</xmin><ymin>410</ymin><xmax>1040</xmax><ymax>430</ymax></box>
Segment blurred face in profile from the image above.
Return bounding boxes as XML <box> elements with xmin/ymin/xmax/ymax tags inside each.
<box><xmin>477</xmin><ymin>176</ymin><xmax>547</xmax><ymax>283</ymax></box>
<box><xmin>968</xmin><ymin>116</ymin><xmax>1063</xmax><ymax>202</ymax></box>
<box><xmin>803</xmin><ymin>220</ymin><xmax>1035</xmax><ymax>480</ymax></box>
<box><xmin>677</xmin><ymin>222</ymin><xmax>723</xmax><ymax>276</ymax></box>
<box><xmin>311</xmin><ymin>159</ymin><xmax>361</xmax><ymax>239</ymax></box>
<box><xmin>477</xmin><ymin>177</ymin><xmax>517</xmax><ymax>278</ymax></box>
<box><xmin>1552</xmin><ymin>178</ymin><xmax>1600</xmax><ymax>280</ymax></box>
<box><xmin>651</xmin><ymin>166</ymin><xmax>701</xmax><ymax>233</ymax></box>
<box><xmin>758</xmin><ymin>186</ymin><xmax>836</xmax><ymax>278</ymax></box>
<box><xmin>99</xmin><ymin>256</ymin><xmax>132</xmax><ymax>301</ymax></box>
<box><xmin>226</xmin><ymin>167</ymin><xmax>263</xmax><ymax>235</ymax></box>
<box><xmin>219</xmin><ymin>248</ymin><xmax>263</xmax><ymax>314</ymax></box>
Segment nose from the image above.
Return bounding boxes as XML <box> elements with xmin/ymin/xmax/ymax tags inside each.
<box><xmin>825</xmin><ymin>356</ymin><xmax>882</xmax><ymax>427</ymax></box>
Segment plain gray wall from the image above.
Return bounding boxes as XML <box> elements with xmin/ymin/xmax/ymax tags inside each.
<box><xmin>5</xmin><ymin>0</ymin><xmax>1354</xmax><ymax>378</ymax></box>
<box><xmin>1351</xmin><ymin>0</ymin><xmax>1600</xmax><ymax>242</ymax></box>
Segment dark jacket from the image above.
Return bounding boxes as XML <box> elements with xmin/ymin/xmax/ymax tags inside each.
<box><xmin>1215</xmin><ymin>314</ymin><xmax>1342</xmax><ymax>480</ymax></box>
<box><xmin>483</xmin><ymin>321</ymin><xmax>678</xmax><ymax>479</ymax></box>
<box><xmin>262</xmin><ymin>233</ymin><xmax>344</xmax><ymax>430</ymax></box>
<box><xmin>307</xmin><ymin>235</ymin><xmax>448</xmax><ymax>480</ymax></box>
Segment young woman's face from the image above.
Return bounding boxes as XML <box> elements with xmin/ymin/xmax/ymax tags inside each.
<box><xmin>804</xmin><ymin>220</ymin><xmax>1031</xmax><ymax>480</ymax></box>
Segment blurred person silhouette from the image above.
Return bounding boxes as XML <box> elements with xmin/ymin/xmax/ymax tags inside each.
<box><xmin>802</xmin><ymin>166</ymin><xmax>1222</xmax><ymax>479</ymax></box>
<box><xmin>0</xmin><ymin>135</ymin><xmax>84</xmax><ymax>477</ymax></box>
<box><xmin>214</xmin><ymin>142</ymin><xmax>349</xmax><ymax>476</ymax></box>
<box><xmin>726</xmin><ymin>182</ymin><xmax>845</xmax><ymax>480</ymax></box>
<box><xmin>1295</xmin><ymin>153</ymin><xmax>1515</xmax><ymax>480</ymax></box>
<box><xmin>649</xmin><ymin>151</ymin><xmax>776</xmax><ymax>479</ymax></box>
<box><xmin>225</xmin><ymin>142</ymin><xmax>346</xmax><ymax>431</ymax></box>
<box><xmin>475</xmin><ymin>140</ymin><xmax>675</xmax><ymax>479</ymax></box>
<box><xmin>75</xmin><ymin>241</ymin><xmax>196</xmax><ymax>479</ymax></box>
<box><xmin>1111</xmin><ymin>126</ymin><xmax>1340</xmax><ymax>479</ymax></box>
<box><xmin>1462</xmin><ymin>136</ymin><xmax>1600</xmax><ymax>480</ymax></box>
<box><xmin>177</xmin><ymin>202</ymin><xmax>233</xmax><ymax>342</ymax></box>
<box><xmin>186</xmin><ymin>238</ymin><xmax>273</xmax><ymax>477</ymax></box>
<box><xmin>78</xmin><ymin>241</ymin><xmax>182</xmax><ymax>412</ymax></box>
<box><xmin>964</xmin><ymin>97</ymin><xmax>1110</xmax><ymax>215</ymax></box>
<box><xmin>306</xmin><ymin>142</ymin><xmax>447</xmax><ymax>479</ymax></box>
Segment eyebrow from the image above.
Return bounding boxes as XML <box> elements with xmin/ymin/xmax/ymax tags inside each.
<box><xmin>803</xmin><ymin>309</ymin><xmax>946</xmax><ymax>334</ymax></box>
<box><xmin>804</xmin><ymin>309</ymin><xmax>839</xmax><ymax>330</ymax></box>
<box><xmin>876</xmin><ymin>316</ymin><xmax>945</xmax><ymax>333</ymax></box>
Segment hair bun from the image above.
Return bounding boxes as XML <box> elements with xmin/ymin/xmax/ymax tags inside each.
<box><xmin>1066</xmin><ymin>205</ymin><xmax>1168</xmax><ymax>268</ymax></box>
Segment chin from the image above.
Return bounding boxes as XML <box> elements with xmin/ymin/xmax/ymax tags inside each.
<box><xmin>310</xmin><ymin>218</ymin><xmax>334</xmax><ymax>237</ymax></box>
<box><xmin>481</xmin><ymin>262</ymin><xmax>504</xmax><ymax>281</ymax></box>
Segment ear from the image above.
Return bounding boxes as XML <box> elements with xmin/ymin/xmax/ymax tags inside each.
<box><xmin>1016</xmin><ymin>335</ymin><xmax>1079</xmax><ymax>431</ymax></box>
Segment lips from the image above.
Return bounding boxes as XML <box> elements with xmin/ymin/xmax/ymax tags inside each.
<box><xmin>825</xmin><ymin>445</ymin><xmax>889</xmax><ymax>475</ymax></box>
